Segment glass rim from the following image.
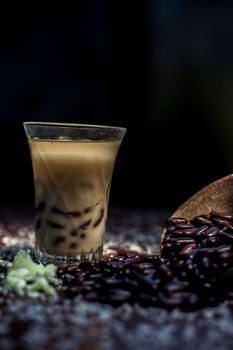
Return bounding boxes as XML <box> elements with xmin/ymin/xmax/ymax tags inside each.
<box><xmin>23</xmin><ymin>121</ymin><xmax>127</xmax><ymax>133</ymax></box>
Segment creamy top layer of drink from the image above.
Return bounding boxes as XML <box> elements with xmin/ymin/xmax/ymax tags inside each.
<box><xmin>29</xmin><ymin>139</ymin><xmax>120</xmax><ymax>255</ymax></box>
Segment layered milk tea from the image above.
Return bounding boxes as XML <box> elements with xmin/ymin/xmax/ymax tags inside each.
<box><xmin>29</xmin><ymin>139</ymin><xmax>120</xmax><ymax>257</ymax></box>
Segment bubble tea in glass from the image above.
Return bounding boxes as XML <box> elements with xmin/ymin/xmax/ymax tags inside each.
<box><xmin>24</xmin><ymin>123</ymin><xmax>126</xmax><ymax>264</ymax></box>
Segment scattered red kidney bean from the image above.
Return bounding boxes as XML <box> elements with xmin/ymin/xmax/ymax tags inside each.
<box><xmin>56</xmin><ymin>210</ymin><xmax>233</xmax><ymax>310</ymax></box>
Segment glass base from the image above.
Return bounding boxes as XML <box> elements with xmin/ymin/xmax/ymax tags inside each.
<box><xmin>35</xmin><ymin>243</ymin><xmax>103</xmax><ymax>265</ymax></box>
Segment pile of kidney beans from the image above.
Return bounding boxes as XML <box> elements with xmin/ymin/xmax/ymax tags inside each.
<box><xmin>58</xmin><ymin>211</ymin><xmax>233</xmax><ymax>310</ymax></box>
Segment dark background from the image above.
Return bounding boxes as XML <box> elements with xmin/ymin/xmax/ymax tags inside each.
<box><xmin>1</xmin><ymin>1</ymin><xmax>233</xmax><ymax>211</ymax></box>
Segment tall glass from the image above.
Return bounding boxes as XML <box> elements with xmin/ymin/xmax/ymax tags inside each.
<box><xmin>23</xmin><ymin>122</ymin><xmax>126</xmax><ymax>265</ymax></box>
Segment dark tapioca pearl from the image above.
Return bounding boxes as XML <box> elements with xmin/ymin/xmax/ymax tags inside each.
<box><xmin>51</xmin><ymin>207</ymin><xmax>66</xmax><ymax>215</ymax></box>
<box><xmin>84</xmin><ymin>206</ymin><xmax>92</xmax><ymax>214</ymax></box>
<box><xmin>36</xmin><ymin>200</ymin><xmax>45</xmax><ymax>212</ymax></box>
<box><xmin>191</xmin><ymin>216</ymin><xmax>213</xmax><ymax>227</ymax></box>
<box><xmin>67</xmin><ymin>211</ymin><xmax>81</xmax><ymax>217</ymax></box>
<box><xmin>180</xmin><ymin>243</ymin><xmax>197</xmax><ymax>255</ymax></box>
<box><xmin>95</xmin><ymin>199</ymin><xmax>103</xmax><ymax>206</ymax></box>
<box><xmin>50</xmin><ymin>207</ymin><xmax>81</xmax><ymax>217</ymax></box>
<box><xmin>35</xmin><ymin>220</ymin><xmax>41</xmax><ymax>229</ymax></box>
<box><xmin>80</xmin><ymin>233</ymin><xmax>86</xmax><ymax>239</ymax></box>
<box><xmin>70</xmin><ymin>243</ymin><xmax>78</xmax><ymax>249</ymax></box>
<box><xmin>93</xmin><ymin>208</ymin><xmax>105</xmax><ymax>228</ymax></box>
<box><xmin>46</xmin><ymin>220</ymin><xmax>65</xmax><ymax>229</ymax></box>
<box><xmin>51</xmin><ymin>207</ymin><xmax>82</xmax><ymax>217</ymax></box>
<box><xmin>166</xmin><ymin>217</ymin><xmax>187</xmax><ymax>227</ymax></box>
<box><xmin>78</xmin><ymin>220</ymin><xmax>91</xmax><ymax>230</ymax></box>
<box><xmin>53</xmin><ymin>235</ymin><xmax>66</xmax><ymax>245</ymax></box>
<box><xmin>210</xmin><ymin>211</ymin><xmax>233</xmax><ymax>221</ymax></box>
<box><xmin>70</xmin><ymin>229</ymin><xmax>78</xmax><ymax>237</ymax></box>
<box><xmin>175</xmin><ymin>224</ymin><xmax>195</xmax><ymax>230</ymax></box>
